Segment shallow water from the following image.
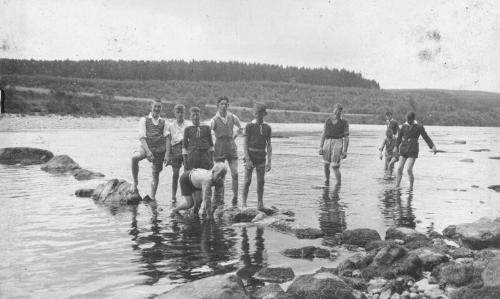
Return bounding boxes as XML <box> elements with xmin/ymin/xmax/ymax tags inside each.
<box><xmin>1</xmin><ymin>122</ymin><xmax>500</xmax><ymax>298</ymax></box>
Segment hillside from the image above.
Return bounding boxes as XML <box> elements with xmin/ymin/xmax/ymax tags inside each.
<box><xmin>2</xmin><ymin>74</ymin><xmax>500</xmax><ymax>126</ymax></box>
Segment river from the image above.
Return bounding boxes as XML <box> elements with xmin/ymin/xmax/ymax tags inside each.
<box><xmin>1</xmin><ymin>119</ymin><xmax>499</xmax><ymax>298</ymax></box>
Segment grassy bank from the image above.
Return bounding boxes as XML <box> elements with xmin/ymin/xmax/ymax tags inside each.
<box><xmin>2</xmin><ymin>74</ymin><xmax>500</xmax><ymax>126</ymax></box>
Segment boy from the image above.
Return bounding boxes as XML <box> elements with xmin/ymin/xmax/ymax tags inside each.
<box><xmin>131</xmin><ymin>100</ymin><xmax>168</xmax><ymax>200</ymax></box>
<box><xmin>170</xmin><ymin>163</ymin><xmax>227</xmax><ymax>219</ymax></box>
<box><xmin>210</xmin><ymin>96</ymin><xmax>243</xmax><ymax>205</ymax></box>
<box><xmin>386</xmin><ymin>111</ymin><xmax>400</xmax><ymax>136</ymax></box>
<box><xmin>165</xmin><ymin>104</ymin><xmax>191</xmax><ymax>202</ymax></box>
<box><xmin>379</xmin><ymin>128</ymin><xmax>398</xmax><ymax>174</ymax></box>
<box><xmin>242</xmin><ymin>104</ymin><xmax>272</xmax><ymax>210</ymax></box>
<box><xmin>319</xmin><ymin>103</ymin><xmax>349</xmax><ymax>186</ymax></box>
<box><xmin>183</xmin><ymin>107</ymin><xmax>214</xmax><ymax>170</ymax></box>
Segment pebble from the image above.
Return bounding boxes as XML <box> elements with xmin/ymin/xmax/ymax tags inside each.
<box><xmin>400</xmin><ymin>291</ymin><xmax>411</xmax><ymax>299</ymax></box>
<box><xmin>409</xmin><ymin>293</ymin><xmax>419</xmax><ymax>299</ymax></box>
<box><xmin>373</xmin><ymin>294</ymin><xmax>380</xmax><ymax>299</ymax></box>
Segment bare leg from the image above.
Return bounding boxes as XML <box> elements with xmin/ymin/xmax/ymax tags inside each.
<box><xmin>323</xmin><ymin>163</ymin><xmax>330</xmax><ymax>186</ymax></box>
<box><xmin>256</xmin><ymin>165</ymin><xmax>266</xmax><ymax>209</ymax></box>
<box><xmin>131</xmin><ymin>154</ymin><xmax>144</xmax><ymax>193</ymax></box>
<box><xmin>396</xmin><ymin>156</ymin><xmax>407</xmax><ymax>188</ymax></box>
<box><xmin>406</xmin><ymin>158</ymin><xmax>416</xmax><ymax>190</ymax></box>
<box><xmin>228</xmin><ymin>159</ymin><xmax>239</xmax><ymax>205</ymax></box>
<box><xmin>172</xmin><ymin>166</ymin><xmax>180</xmax><ymax>202</ymax></box>
<box><xmin>150</xmin><ymin>168</ymin><xmax>160</xmax><ymax>200</ymax></box>
<box><xmin>242</xmin><ymin>167</ymin><xmax>253</xmax><ymax>208</ymax></box>
<box><xmin>332</xmin><ymin>165</ymin><xmax>341</xmax><ymax>185</ymax></box>
<box><xmin>171</xmin><ymin>195</ymin><xmax>194</xmax><ymax>216</ymax></box>
<box><xmin>193</xmin><ymin>190</ymin><xmax>203</xmax><ymax>215</ymax></box>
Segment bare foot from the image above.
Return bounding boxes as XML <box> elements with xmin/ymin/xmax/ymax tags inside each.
<box><xmin>324</xmin><ymin>180</ymin><xmax>330</xmax><ymax>187</ymax></box>
<box><xmin>130</xmin><ymin>184</ymin><xmax>139</xmax><ymax>194</ymax></box>
<box><xmin>242</xmin><ymin>203</ymin><xmax>247</xmax><ymax>208</ymax></box>
<box><xmin>171</xmin><ymin>196</ymin><xmax>177</xmax><ymax>202</ymax></box>
<box><xmin>232</xmin><ymin>196</ymin><xmax>238</xmax><ymax>206</ymax></box>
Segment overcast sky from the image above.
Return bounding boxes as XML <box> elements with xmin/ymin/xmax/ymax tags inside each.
<box><xmin>1</xmin><ymin>0</ymin><xmax>499</xmax><ymax>91</ymax></box>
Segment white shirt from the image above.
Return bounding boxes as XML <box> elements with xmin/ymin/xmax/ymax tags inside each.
<box><xmin>138</xmin><ymin>113</ymin><xmax>169</xmax><ymax>140</ymax></box>
<box><xmin>168</xmin><ymin>119</ymin><xmax>192</xmax><ymax>145</ymax></box>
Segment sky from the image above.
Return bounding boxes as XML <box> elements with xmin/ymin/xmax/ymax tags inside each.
<box><xmin>1</xmin><ymin>0</ymin><xmax>500</xmax><ymax>92</ymax></box>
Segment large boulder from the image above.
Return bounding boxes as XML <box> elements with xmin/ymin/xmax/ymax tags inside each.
<box><xmin>432</xmin><ymin>262</ymin><xmax>475</xmax><ymax>287</ymax></box>
<box><xmin>0</xmin><ymin>147</ymin><xmax>54</xmax><ymax>165</ymax></box>
<box><xmin>156</xmin><ymin>273</ymin><xmax>249</xmax><ymax>299</ymax></box>
<box><xmin>72</xmin><ymin>168</ymin><xmax>105</xmax><ymax>180</ymax></box>
<box><xmin>450</xmin><ymin>286</ymin><xmax>500</xmax><ymax>299</ymax></box>
<box><xmin>361</xmin><ymin>244</ymin><xmax>423</xmax><ymax>280</ymax></box>
<box><xmin>253</xmin><ymin>267</ymin><xmax>295</xmax><ymax>283</ymax></box>
<box><xmin>385</xmin><ymin>227</ymin><xmax>431</xmax><ymax>249</ymax></box>
<box><xmin>482</xmin><ymin>257</ymin><xmax>500</xmax><ymax>287</ymax></box>
<box><xmin>40</xmin><ymin>155</ymin><xmax>81</xmax><ymax>172</ymax></box>
<box><xmin>442</xmin><ymin>217</ymin><xmax>500</xmax><ymax>249</ymax></box>
<box><xmin>252</xmin><ymin>284</ymin><xmax>288</xmax><ymax>299</ymax></box>
<box><xmin>92</xmin><ymin>179</ymin><xmax>141</xmax><ymax>205</ymax></box>
<box><xmin>342</xmin><ymin>228</ymin><xmax>382</xmax><ymax>248</ymax></box>
<box><xmin>286</xmin><ymin>272</ymin><xmax>359</xmax><ymax>299</ymax></box>
<box><xmin>408</xmin><ymin>247</ymin><xmax>449</xmax><ymax>271</ymax></box>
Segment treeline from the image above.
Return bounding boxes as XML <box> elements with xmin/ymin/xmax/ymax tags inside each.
<box><xmin>2</xmin><ymin>75</ymin><xmax>500</xmax><ymax>126</ymax></box>
<box><xmin>0</xmin><ymin>59</ymin><xmax>380</xmax><ymax>89</ymax></box>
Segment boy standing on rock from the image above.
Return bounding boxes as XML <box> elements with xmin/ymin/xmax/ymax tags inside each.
<box><xmin>183</xmin><ymin>107</ymin><xmax>214</xmax><ymax>171</ymax></box>
<box><xmin>210</xmin><ymin>96</ymin><xmax>243</xmax><ymax>206</ymax></box>
<box><xmin>130</xmin><ymin>100</ymin><xmax>168</xmax><ymax>200</ymax></box>
<box><xmin>242</xmin><ymin>104</ymin><xmax>272</xmax><ymax>210</ymax></box>
<box><xmin>165</xmin><ymin>104</ymin><xmax>191</xmax><ymax>202</ymax></box>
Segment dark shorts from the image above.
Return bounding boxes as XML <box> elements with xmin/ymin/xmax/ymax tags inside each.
<box><xmin>169</xmin><ymin>143</ymin><xmax>183</xmax><ymax>168</ymax></box>
<box><xmin>186</xmin><ymin>150</ymin><xmax>213</xmax><ymax>170</ymax></box>
<box><xmin>179</xmin><ymin>171</ymin><xmax>201</xmax><ymax>196</ymax></box>
<box><xmin>401</xmin><ymin>153</ymin><xmax>418</xmax><ymax>159</ymax></box>
<box><xmin>214</xmin><ymin>138</ymin><xmax>238</xmax><ymax>162</ymax></box>
<box><xmin>244</xmin><ymin>150</ymin><xmax>266</xmax><ymax>168</ymax></box>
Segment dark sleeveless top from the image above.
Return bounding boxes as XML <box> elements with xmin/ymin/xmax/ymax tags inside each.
<box><xmin>212</xmin><ymin>115</ymin><xmax>236</xmax><ymax>139</ymax></box>
<box><xmin>145</xmin><ymin>117</ymin><xmax>166</xmax><ymax>152</ymax></box>
<box><xmin>324</xmin><ymin>118</ymin><xmax>349</xmax><ymax>139</ymax></box>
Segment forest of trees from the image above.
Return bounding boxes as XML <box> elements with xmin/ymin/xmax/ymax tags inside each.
<box><xmin>0</xmin><ymin>59</ymin><xmax>380</xmax><ymax>89</ymax></box>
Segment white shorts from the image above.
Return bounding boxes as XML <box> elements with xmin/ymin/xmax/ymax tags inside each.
<box><xmin>322</xmin><ymin>138</ymin><xmax>343</xmax><ymax>167</ymax></box>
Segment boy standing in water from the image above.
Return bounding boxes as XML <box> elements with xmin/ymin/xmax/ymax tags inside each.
<box><xmin>165</xmin><ymin>104</ymin><xmax>191</xmax><ymax>202</ymax></box>
<box><xmin>319</xmin><ymin>104</ymin><xmax>349</xmax><ymax>186</ymax></box>
<box><xmin>210</xmin><ymin>96</ymin><xmax>243</xmax><ymax>205</ymax></box>
<box><xmin>242</xmin><ymin>104</ymin><xmax>272</xmax><ymax>210</ymax></box>
<box><xmin>386</xmin><ymin>111</ymin><xmax>400</xmax><ymax>136</ymax></box>
<box><xmin>170</xmin><ymin>163</ymin><xmax>227</xmax><ymax>219</ymax></box>
<box><xmin>131</xmin><ymin>100</ymin><xmax>168</xmax><ymax>200</ymax></box>
<box><xmin>379</xmin><ymin>128</ymin><xmax>398</xmax><ymax>174</ymax></box>
<box><xmin>183</xmin><ymin>107</ymin><xmax>214</xmax><ymax>170</ymax></box>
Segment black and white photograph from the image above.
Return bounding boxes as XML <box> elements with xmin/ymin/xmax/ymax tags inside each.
<box><xmin>1</xmin><ymin>0</ymin><xmax>500</xmax><ymax>298</ymax></box>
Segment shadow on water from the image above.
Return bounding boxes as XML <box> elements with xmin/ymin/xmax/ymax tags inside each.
<box><xmin>126</xmin><ymin>202</ymin><xmax>239</xmax><ymax>285</ymax></box>
<box><xmin>378</xmin><ymin>188</ymin><xmax>416</xmax><ymax>228</ymax></box>
<box><xmin>318</xmin><ymin>184</ymin><xmax>347</xmax><ymax>240</ymax></box>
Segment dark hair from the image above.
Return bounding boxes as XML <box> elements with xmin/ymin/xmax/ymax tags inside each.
<box><xmin>217</xmin><ymin>96</ymin><xmax>229</xmax><ymax>106</ymax></box>
<box><xmin>333</xmin><ymin>103</ymin><xmax>344</xmax><ymax>112</ymax></box>
<box><xmin>151</xmin><ymin>99</ymin><xmax>162</xmax><ymax>106</ymax></box>
<box><xmin>406</xmin><ymin>111</ymin><xmax>416</xmax><ymax>122</ymax></box>
<box><xmin>174</xmin><ymin>104</ymin><xmax>185</xmax><ymax>111</ymax></box>
<box><xmin>190</xmin><ymin>106</ymin><xmax>201</xmax><ymax>113</ymax></box>
<box><xmin>385</xmin><ymin>111</ymin><xmax>392</xmax><ymax>117</ymax></box>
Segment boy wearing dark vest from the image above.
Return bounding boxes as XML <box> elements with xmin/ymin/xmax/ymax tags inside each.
<box><xmin>183</xmin><ymin>107</ymin><xmax>214</xmax><ymax>171</ymax></box>
<box><xmin>210</xmin><ymin>96</ymin><xmax>243</xmax><ymax>205</ymax></box>
<box><xmin>319</xmin><ymin>103</ymin><xmax>349</xmax><ymax>186</ymax></box>
<box><xmin>165</xmin><ymin>104</ymin><xmax>191</xmax><ymax>202</ymax></box>
<box><xmin>242</xmin><ymin>104</ymin><xmax>272</xmax><ymax>210</ymax></box>
<box><xmin>131</xmin><ymin>100</ymin><xmax>168</xmax><ymax>200</ymax></box>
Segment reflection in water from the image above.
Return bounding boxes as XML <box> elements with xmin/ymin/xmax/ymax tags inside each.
<box><xmin>319</xmin><ymin>185</ymin><xmax>346</xmax><ymax>238</ymax></box>
<box><xmin>379</xmin><ymin>189</ymin><xmax>416</xmax><ymax>228</ymax></box>
<box><xmin>128</xmin><ymin>203</ymin><xmax>238</xmax><ymax>285</ymax></box>
<box><xmin>237</xmin><ymin>227</ymin><xmax>266</xmax><ymax>281</ymax></box>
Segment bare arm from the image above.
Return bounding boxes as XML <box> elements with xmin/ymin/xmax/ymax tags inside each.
<box><xmin>233</xmin><ymin>115</ymin><xmax>243</xmax><ymax>138</ymax></box>
<box><xmin>420</xmin><ymin>126</ymin><xmax>437</xmax><ymax>153</ymax></box>
<box><xmin>266</xmin><ymin>138</ymin><xmax>272</xmax><ymax>172</ymax></box>
<box><xmin>319</xmin><ymin>120</ymin><xmax>327</xmax><ymax>155</ymax></box>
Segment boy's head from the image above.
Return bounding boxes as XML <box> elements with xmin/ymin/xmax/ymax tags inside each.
<box><xmin>211</xmin><ymin>162</ymin><xmax>227</xmax><ymax>184</ymax></box>
<box><xmin>333</xmin><ymin>103</ymin><xmax>344</xmax><ymax>119</ymax></box>
<box><xmin>254</xmin><ymin>103</ymin><xmax>267</xmax><ymax>122</ymax></box>
<box><xmin>190</xmin><ymin>106</ymin><xmax>201</xmax><ymax>125</ymax></box>
<box><xmin>151</xmin><ymin>100</ymin><xmax>163</xmax><ymax>118</ymax></box>
<box><xmin>386</xmin><ymin>128</ymin><xmax>394</xmax><ymax>138</ymax></box>
<box><xmin>406</xmin><ymin>111</ymin><xmax>416</xmax><ymax>123</ymax></box>
<box><xmin>385</xmin><ymin>111</ymin><xmax>393</xmax><ymax>120</ymax></box>
<box><xmin>173</xmin><ymin>104</ymin><xmax>185</xmax><ymax>121</ymax></box>
<box><xmin>217</xmin><ymin>96</ymin><xmax>229</xmax><ymax>113</ymax></box>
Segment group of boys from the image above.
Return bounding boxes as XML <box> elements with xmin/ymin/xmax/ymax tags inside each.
<box><xmin>131</xmin><ymin>96</ymin><xmax>272</xmax><ymax>219</ymax></box>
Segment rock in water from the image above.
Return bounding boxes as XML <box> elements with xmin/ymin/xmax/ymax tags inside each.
<box><xmin>488</xmin><ymin>185</ymin><xmax>500</xmax><ymax>192</ymax></box>
<box><xmin>156</xmin><ymin>273</ymin><xmax>249</xmax><ymax>299</ymax></box>
<box><xmin>286</xmin><ymin>272</ymin><xmax>359</xmax><ymax>299</ymax></box>
<box><xmin>92</xmin><ymin>179</ymin><xmax>141</xmax><ymax>205</ymax></box>
<box><xmin>489</xmin><ymin>157</ymin><xmax>500</xmax><ymax>160</ymax></box>
<box><xmin>40</xmin><ymin>155</ymin><xmax>81</xmax><ymax>172</ymax></box>
<box><xmin>295</xmin><ymin>228</ymin><xmax>324</xmax><ymax>239</ymax></box>
<box><xmin>460</xmin><ymin>158</ymin><xmax>474</xmax><ymax>163</ymax></box>
<box><xmin>75</xmin><ymin>188</ymin><xmax>94</xmax><ymax>197</ymax></box>
<box><xmin>0</xmin><ymin>147</ymin><xmax>54</xmax><ymax>165</ymax></box>
<box><xmin>342</xmin><ymin>228</ymin><xmax>382</xmax><ymax>248</ymax></box>
<box><xmin>72</xmin><ymin>168</ymin><xmax>105</xmax><ymax>180</ymax></box>
<box><xmin>442</xmin><ymin>217</ymin><xmax>500</xmax><ymax>249</ymax></box>
<box><xmin>253</xmin><ymin>267</ymin><xmax>295</xmax><ymax>283</ymax></box>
